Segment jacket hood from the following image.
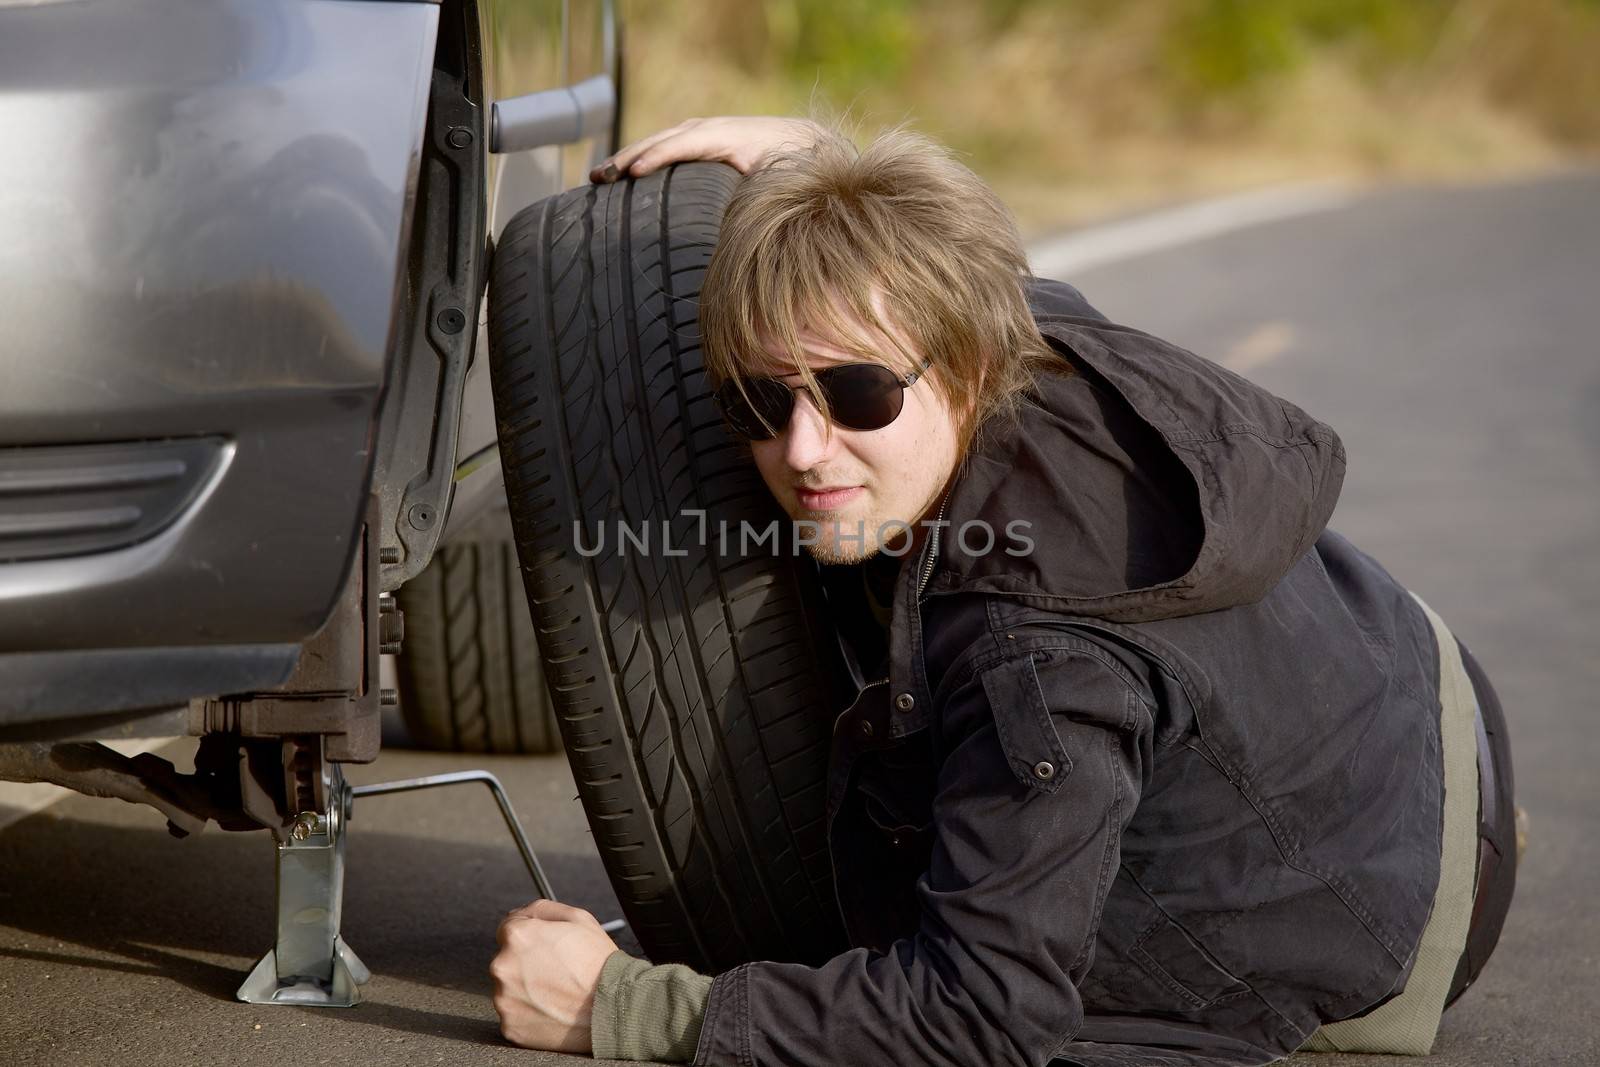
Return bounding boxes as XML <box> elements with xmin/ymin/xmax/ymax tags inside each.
<box><xmin>927</xmin><ymin>301</ymin><xmax>1345</xmax><ymax>624</ymax></box>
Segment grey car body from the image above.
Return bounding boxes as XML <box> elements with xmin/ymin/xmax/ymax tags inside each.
<box><xmin>0</xmin><ymin>0</ymin><xmax>612</xmax><ymax>731</ymax></box>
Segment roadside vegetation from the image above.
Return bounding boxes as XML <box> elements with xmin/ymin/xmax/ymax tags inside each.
<box><xmin>613</xmin><ymin>0</ymin><xmax>1600</xmax><ymax>235</ymax></box>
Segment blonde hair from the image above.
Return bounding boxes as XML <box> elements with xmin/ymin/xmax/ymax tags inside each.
<box><xmin>698</xmin><ymin>121</ymin><xmax>1063</xmax><ymax>454</ymax></box>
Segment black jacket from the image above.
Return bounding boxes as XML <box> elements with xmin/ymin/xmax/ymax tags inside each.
<box><xmin>692</xmin><ymin>280</ymin><xmax>1445</xmax><ymax>1067</ymax></box>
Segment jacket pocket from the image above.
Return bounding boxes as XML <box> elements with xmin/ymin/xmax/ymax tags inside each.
<box><xmin>855</xmin><ymin>734</ymin><xmax>935</xmax><ymax>835</ymax></box>
<box><xmin>980</xmin><ymin>651</ymin><xmax>1074</xmax><ymax>794</ymax></box>
<box><xmin>1129</xmin><ymin>915</ymin><xmax>1251</xmax><ymax>1009</ymax></box>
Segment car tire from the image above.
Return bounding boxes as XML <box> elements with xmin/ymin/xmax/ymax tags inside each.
<box><xmin>487</xmin><ymin>163</ymin><xmax>850</xmax><ymax>971</ymax></box>
<box><xmin>394</xmin><ymin>540</ymin><xmax>560</xmax><ymax>754</ymax></box>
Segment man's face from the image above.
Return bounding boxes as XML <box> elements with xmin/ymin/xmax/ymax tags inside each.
<box><xmin>744</xmin><ymin>307</ymin><xmax>966</xmax><ymax>565</ymax></box>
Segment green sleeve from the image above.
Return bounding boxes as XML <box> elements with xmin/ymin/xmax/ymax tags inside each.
<box><xmin>591</xmin><ymin>950</ymin><xmax>714</xmax><ymax>1063</ymax></box>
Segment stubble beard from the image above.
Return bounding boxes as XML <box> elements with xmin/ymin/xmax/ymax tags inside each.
<box><xmin>805</xmin><ymin>527</ymin><xmax>880</xmax><ymax>565</ymax></box>
<box><xmin>787</xmin><ymin>501</ymin><xmax>899</xmax><ymax>565</ymax></box>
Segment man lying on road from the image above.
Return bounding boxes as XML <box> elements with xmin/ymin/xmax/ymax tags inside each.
<box><xmin>487</xmin><ymin>116</ymin><xmax>1519</xmax><ymax>1067</ymax></box>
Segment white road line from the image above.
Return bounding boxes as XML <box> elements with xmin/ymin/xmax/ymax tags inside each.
<box><xmin>1027</xmin><ymin>180</ymin><xmax>1357</xmax><ymax>279</ymax></box>
<box><xmin>1222</xmin><ymin>320</ymin><xmax>1298</xmax><ymax>373</ymax></box>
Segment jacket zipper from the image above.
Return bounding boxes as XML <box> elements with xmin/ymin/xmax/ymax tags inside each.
<box><xmin>915</xmin><ymin>493</ymin><xmax>950</xmax><ymax>603</ymax></box>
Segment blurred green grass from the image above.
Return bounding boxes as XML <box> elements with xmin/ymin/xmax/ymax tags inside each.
<box><xmin>599</xmin><ymin>0</ymin><xmax>1600</xmax><ymax>235</ymax></box>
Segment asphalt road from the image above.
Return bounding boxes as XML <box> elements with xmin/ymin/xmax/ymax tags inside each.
<box><xmin>3</xmin><ymin>168</ymin><xmax>1597</xmax><ymax>1066</ymax></box>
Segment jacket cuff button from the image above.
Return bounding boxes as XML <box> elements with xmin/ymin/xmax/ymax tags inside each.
<box><xmin>1032</xmin><ymin>761</ymin><xmax>1055</xmax><ymax>780</ymax></box>
<box><xmin>894</xmin><ymin>692</ymin><xmax>915</xmax><ymax>712</ymax></box>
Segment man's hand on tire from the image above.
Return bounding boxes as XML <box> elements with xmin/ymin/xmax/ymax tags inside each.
<box><xmin>591</xmin><ymin>115</ymin><xmax>824</xmax><ymax>183</ymax></box>
<box><xmin>490</xmin><ymin>898</ymin><xmax>621</xmax><ymax>1053</ymax></box>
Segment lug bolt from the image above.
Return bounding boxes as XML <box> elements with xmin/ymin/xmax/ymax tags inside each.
<box><xmin>436</xmin><ymin>307</ymin><xmax>467</xmax><ymax>335</ymax></box>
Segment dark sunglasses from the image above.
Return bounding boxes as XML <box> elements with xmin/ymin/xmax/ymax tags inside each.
<box><xmin>714</xmin><ymin>357</ymin><xmax>934</xmax><ymax>440</ymax></box>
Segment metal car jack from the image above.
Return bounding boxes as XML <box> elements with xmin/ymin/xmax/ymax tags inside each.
<box><xmin>237</xmin><ymin>765</ymin><xmax>626</xmax><ymax>1007</ymax></box>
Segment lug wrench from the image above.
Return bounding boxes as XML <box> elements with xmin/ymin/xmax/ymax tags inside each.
<box><xmin>348</xmin><ymin>769</ymin><xmax>628</xmax><ymax>933</ymax></box>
